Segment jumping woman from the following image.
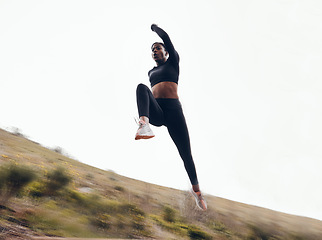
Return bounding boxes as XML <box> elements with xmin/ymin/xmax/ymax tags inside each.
<box><xmin>135</xmin><ymin>24</ymin><xmax>207</xmax><ymax>211</ymax></box>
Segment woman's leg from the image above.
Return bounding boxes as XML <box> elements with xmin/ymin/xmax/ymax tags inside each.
<box><xmin>164</xmin><ymin>102</ymin><xmax>207</xmax><ymax>210</ymax></box>
<box><xmin>163</xmin><ymin>102</ymin><xmax>199</xmax><ymax>186</ymax></box>
<box><xmin>136</xmin><ymin>83</ymin><xmax>164</xmax><ymax>126</ymax></box>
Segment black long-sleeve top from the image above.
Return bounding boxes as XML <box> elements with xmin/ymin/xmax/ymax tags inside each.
<box><xmin>148</xmin><ymin>25</ymin><xmax>180</xmax><ymax>88</ymax></box>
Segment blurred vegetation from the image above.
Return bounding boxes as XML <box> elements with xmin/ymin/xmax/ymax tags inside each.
<box><xmin>0</xmin><ymin>163</ymin><xmax>36</xmax><ymax>206</ymax></box>
<box><xmin>28</xmin><ymin>167</ymin><xmax>72</xmax><ymax>197</ymax></box>
<box><xmin>0</xmin><ymin>128</ymin><xmax>320</xmax><ymax>240</ymax></box>
<box><xmin>0</xmin><ymin>160</ymin><xmax>318</xmax><ymax>240</ymax></box>
<box><xmin>150</xmin><ymin>214</ymin><xmax>187</xmax><ymax>237</ymax></box>
<box><xmin>0</xmin><ymin>163</ymin><xmax>318</xmax><ymax>240</ymax></box>
<box><xmin>163</xmin><ymin>205</ymin><xmax>177</xmax><ymax>223</ymax></box>
<box><xmin>44</xmin><ymin>167</ymin><xmax>72</xmax><ymax>195</ymax></box>
<box><xmin>187</xmin><ymin>225</ymin><xmax>212</xmax><ymax>240</ymax></box>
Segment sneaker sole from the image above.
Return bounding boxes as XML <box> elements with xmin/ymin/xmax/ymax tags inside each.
<box><xmin>135</xmin><ymin>135</ymin><xmax>155</xmax><ymax>140</ymax></box>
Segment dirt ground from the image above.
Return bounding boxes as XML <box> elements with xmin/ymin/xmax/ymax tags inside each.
<box><xmin>32</xmin><ymin>238</ymin><xmax>136</xmax><ymax>240</ymax></box>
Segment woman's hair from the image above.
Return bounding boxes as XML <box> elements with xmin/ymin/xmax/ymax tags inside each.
<box><xmin>151</xmin><ymin>42</ymin><xmax>167</xmax><ymax>51</ymax></box>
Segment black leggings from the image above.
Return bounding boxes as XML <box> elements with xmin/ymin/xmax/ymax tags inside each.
<box><xmin>136</xmin><ymin>83</ymin><xmax>198</xmax><ymax>185</ymax></box>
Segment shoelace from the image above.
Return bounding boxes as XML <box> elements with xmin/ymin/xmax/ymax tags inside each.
<box><xmin>194</xmin><ymin>191</ymin><xmax>203</xmax><ymax>199</ymax></box>
<box><xmin>134</xmin><ymin>117</ymin><xmax>140</xmax><ymax>126</ymax></box>
<box><xmin>134</xmin><ymin>117</ymin><xmax>146</xmax><ymax>127</ymax></box>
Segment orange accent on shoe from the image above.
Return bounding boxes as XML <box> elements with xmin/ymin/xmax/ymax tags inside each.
<box><xmin>192</xmin><ymin>190</ymin><xmax>207</xmax><ymax>211</ymax></box>
<box><xmin>135</xmin><ymin>134</ymin><xmax>155</xmax><ymax>140</ymax></box>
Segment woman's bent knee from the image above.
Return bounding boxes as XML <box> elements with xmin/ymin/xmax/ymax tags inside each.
<box><xmin>137</xmin><ymin>83</ymin><xmax>148</xmax><ymax>92</ymax></box>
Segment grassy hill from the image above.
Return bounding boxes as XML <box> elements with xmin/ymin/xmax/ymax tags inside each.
<box><xmin>0</xmin><ymin>128</ymin><xmax>321</xmax><ymax>240</ymax></box>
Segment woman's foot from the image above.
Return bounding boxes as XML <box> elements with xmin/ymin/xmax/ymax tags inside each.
<box><xmin>135</xmin><ymin>120</ymin><xmax>155</xmax><ymax>140</ymax></box>
<box><xmin>191</xmin><ymin>190</ymin><xmax>207</xmax><ymax>211</ymax></box>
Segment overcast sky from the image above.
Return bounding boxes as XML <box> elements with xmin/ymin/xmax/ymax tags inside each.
<box><xmin>1</xmin><ymin>0</ymin><xmax>321</xmax><ymax>221</ymax></box>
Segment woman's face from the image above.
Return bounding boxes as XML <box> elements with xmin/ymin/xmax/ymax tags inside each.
<box><xmin>152</xmin><ymin>43</ymin><xmax>168</xmax><ymax>64</ymax></box>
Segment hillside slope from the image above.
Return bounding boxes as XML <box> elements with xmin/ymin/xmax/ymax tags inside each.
<box><xmin>0</xmin><ymin>128</ymin><xmax>321</xmax><ymax>240</ymax></box>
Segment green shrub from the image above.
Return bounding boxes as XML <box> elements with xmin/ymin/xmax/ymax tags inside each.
<box><xmin>150</xmin><ymin>214</ymin><xmax>187</xmax><ymax>236</ymax></box>
<box><xmin>114</xmin><ymin>185</ymin><xmax>125</xmax><ymax>192</ymax></box>
<box><xmin>65</xmin><ymin>189</ymin><xmax>86</xmax><ymax>205</ymax></box>
<box><xmin>28</xmin><ymin>181</ymin><xmax>46</xmax><ymax>198</ymax></box>
<box><xmin>116</xmin><ymin>214</ymin><xmax>126</xmax><ymax>230</ymax></box>
<box><xmin>163</xmin><ymin>205</ymin><xmax>176</xmax><ymax>223</ymax></box>
<box><xmin>211</xmin><ymin>221</ymin><xmax>226</xmax><ymax>232</ymax></box>
<box><xmin>69</xmin><ymin>192</ymin><xmax>104</xmax><ymax>214</ymax></box>
<box><xmin>28</xmin><ymin>167</ymin><xmax>72</xmax><ymax>198</ymax></box>
<box><xmin>188</xmin><ymin>225</ymin><xmax>212</xmax><ymax>240</ymax></box>
<box><xmin>0</xmin><ymin>163</ymin><xmax>36</xmax><ymax>204</ymax></box>
<box><xmin>87</xmin><ymin>201</ymin><xmax>149</xmax><ymax>237</ymax></box>
<box><xmin>208</xmin><ymin>220</ymin><xmax>231</xmax><ymax>236</ymax></box>
<box><xmin>118</xmin><ymin>203</ymin><xmax>145</xmax><ymax>217</ymax></box>
<box><xmin>90</xmin><ymin>213</ymin><xmax>111</xmax><ymax>230</ymax></box>
<box><xmin>26</xmin><ymin>206</ymin><xmax>98</xmax><ymax>238</ymax></box>
<box><xmin>131</xmin><ymin>212</ymin><xmax>145</xmax><ymax>231</ymax></box>
<box><xmin>44</xmin><ymin>167</ymin><xmax>71</xmax><ymax>195</ymax></box>
<box><xmin>117</xmin><ymin>203</ymin><xmax>147</xmax><ymax>236</ymax></box>
<box><xmin>247</xmin><ymin>224</ymin><xmax>272</xmax><ymax>240</ymax></box>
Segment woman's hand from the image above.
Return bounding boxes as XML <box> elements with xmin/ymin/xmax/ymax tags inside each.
<box><xmin>151</xmin><ymin>24</ymin><xmax>158</xmax><ymax>31</ymax></box>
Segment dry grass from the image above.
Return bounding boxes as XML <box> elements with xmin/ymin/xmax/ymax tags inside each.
<box><xmin>0</xmin><ymin>128</ymin><xmax>322</xmax><ymax>240</ymax></box>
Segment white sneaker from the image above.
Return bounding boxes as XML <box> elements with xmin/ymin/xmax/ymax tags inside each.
<box><xmin>135</xmin><ymin>120</ymin><xmax>155</xmax><ymax>140</ymax></box>
<box><xmin>191</xmin><ymin>190</ymin><xmax>207</xmax><ymax>211</ymax></box>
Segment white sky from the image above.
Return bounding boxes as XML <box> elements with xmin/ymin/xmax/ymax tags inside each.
<box><xmin>1</xmin><ymin>0</ymin><xmax>322</xmax><ymax>221</ymax></box>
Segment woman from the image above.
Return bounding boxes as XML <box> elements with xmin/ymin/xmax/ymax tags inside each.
<box><xmin>135</xmin><ymin>24</ymin><xmax>207</xmax><ymax>211</ymax></box>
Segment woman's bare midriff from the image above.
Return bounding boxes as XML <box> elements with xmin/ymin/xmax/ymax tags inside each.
<box><xmin>152</xmin><ymin>81</ymin><xmax>179</xmax><ymax>99</ymax></box>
